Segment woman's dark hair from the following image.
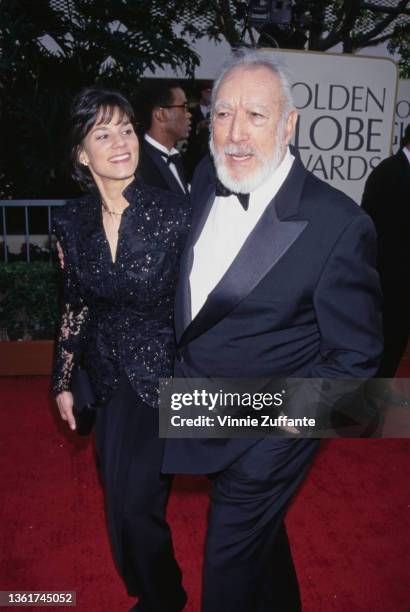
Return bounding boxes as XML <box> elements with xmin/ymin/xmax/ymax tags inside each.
<box><xmin>68</xmin><ymin>86</ymin><xmax>136</xmax><ymax>192</ymax></box>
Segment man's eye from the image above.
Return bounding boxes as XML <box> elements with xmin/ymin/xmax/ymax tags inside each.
<box><xmin>96</xmin><ymin>133</ymin><xmax>108</xmax><ymax>140</ymax></box>
<box><xmin>250</xmin><ymin>112</ymin><xmax>264</xmax><ymax>118</ymax></box>
<box><xmin>216</xmin><ymin>111</ymin><xmax>230</xmax><ymax>118</ymax></box>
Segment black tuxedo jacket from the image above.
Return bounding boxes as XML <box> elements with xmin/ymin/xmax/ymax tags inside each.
<box><xmin>184</xmin><ymin>105</ymin><xmax>211</xmax><ymax>180</ymax></box>
<box><xmin>163</xmin><ymin>150</ymin><xmax>383</xmax><ymax>474</ymax></box>
<box><xmin>190</xmin><ymin>104</ymin><xmax>208</xmax><ymax>125</ymax></box>
<box><xmin>362</xmin><ymin>149</ymin><xmax>410</xmax><ymax>293</ymax></box>
<box><xmin>137</xmin><ymin>138</ymin><xmax>188</xmax><ymax>195</ymax></box>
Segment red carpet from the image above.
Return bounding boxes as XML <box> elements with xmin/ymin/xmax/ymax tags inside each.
<box><xmin>0</xmin><ymin>372</ymin><xmax>409</xmax><ymax>611</ymax></box>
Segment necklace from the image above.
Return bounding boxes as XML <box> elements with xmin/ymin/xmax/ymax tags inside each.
<box><xmin>101</xmin><ymin>198</ymin><xmax>124</xmax><ymax>217</ymax></box>
<box><xmin>103</xmin><ymin>208</ymin><xmax>123</xmax><ymax>217</ymax></box>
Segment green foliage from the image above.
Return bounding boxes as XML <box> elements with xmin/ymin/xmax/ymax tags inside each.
<box><xmin>0</xmin><ymin>0</ymin><xmax>201</xmax><ymax>199</ymax></box>
<box><xmin>0</xmin><ymin>0</ymin><xmax>408</xmax><ymax>199</ymax></box>
<box><xmin>183</xmin><ymin>1</ymin><xmax>409</xmax><ymax>74</ymax></box>
<box><xmin>0</xmin><ymin>262</ymin><xmax>61</xmax><ymax>340</ymax></box>
<box><xmin>389</xmin><ymin>27</ymin><xmax>410</xmax><ymax>78</ymax></box>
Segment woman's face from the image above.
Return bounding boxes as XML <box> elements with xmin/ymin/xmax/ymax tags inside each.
<box><xmin>79</xmin><ymin>107</ymin><xmax>139</xmax><ymax>190</ymax></box>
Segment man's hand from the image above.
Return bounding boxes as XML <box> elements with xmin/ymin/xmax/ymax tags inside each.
<box><xmin>57</xmin><ymin>241</ymin><xmax>65</xmax><ymax>269</ymax></box>
<box><xmin>56</xmin><ymin>391</ymin><xmax>76</xmax><ymax>430</ymax></box>
<box><xmin>278</xmin><ymin>411</ymin><xmax>299</xmax><ymax>434</ymax></box>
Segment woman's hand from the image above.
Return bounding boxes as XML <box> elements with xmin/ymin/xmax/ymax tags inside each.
<box><xmin>56</xmin><ymin>391</ymin><xmax>76</xmax><ymax>430</ymax></box>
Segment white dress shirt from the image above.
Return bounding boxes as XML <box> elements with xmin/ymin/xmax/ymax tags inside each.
<box><xmin>189</xmin><ymin>147</ymin><xmax>295</xmax><ymax>319</ymax></box>
<box><xmin>200</xmin><ymin>104</ymin><xmax>210</xmax><ymax>119</ymax></box>
<box><xmin>144</xmin><ymin>133</ymin><xmax>187</xmax><ymax>193</ymax></box>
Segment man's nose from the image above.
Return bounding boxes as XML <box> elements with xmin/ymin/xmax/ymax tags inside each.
<box><xmin>229</xmin><ymin>113</ymin><xmax>248</xmax><ymax>142</ymax></box>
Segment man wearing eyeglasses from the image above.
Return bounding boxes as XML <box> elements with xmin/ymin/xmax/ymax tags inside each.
<box><xmin>136</xmin><ymin>80</ymin><xmax>192</xmax><ymax>195</ymax></box>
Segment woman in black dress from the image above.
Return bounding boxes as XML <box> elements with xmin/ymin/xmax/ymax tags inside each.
<box><xmin>52</xmin><ymin>87</ymin><xmax>190</xmax><ymax>611</ymax></box>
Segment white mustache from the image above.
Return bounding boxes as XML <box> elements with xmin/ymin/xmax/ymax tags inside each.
<box><xmin>223</xmin><ymin>144</ymin><xmax>258</xmax><ymax>156</ymax></box>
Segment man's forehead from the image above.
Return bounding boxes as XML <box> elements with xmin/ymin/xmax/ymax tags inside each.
<box><xmin>214</xmin><ymin>99</ymin><xmax>272</xmax><ymax>113</ymax></box>
<box><xmin>215</xmin><ymin>66</ymin><xmax>281</xmax><ymax>103</ymax></box>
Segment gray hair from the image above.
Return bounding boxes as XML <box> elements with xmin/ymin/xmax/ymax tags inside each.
<box><xmin>211</xmin><ymin>48</ymin><xmax>295</xmax><ymax>119</ymax></box>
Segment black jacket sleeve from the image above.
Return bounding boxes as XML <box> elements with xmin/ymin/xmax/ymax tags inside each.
<box><xmin>51</xmin><ymin>204</ymin><xmax>90</xmax><ymax>394</ymax></box>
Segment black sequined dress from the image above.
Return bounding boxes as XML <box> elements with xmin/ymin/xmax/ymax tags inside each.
<box><xmin>52</xmin><ymin>178</ymin><xmax>190</xmax><ymax>408</ymax></box>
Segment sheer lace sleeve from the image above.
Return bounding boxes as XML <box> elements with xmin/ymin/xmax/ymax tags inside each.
<box><xmin>52</xmin><ymin>205</ymin><xmax>90</xmax><ymax>395</ymax></box>
<box><xmin>52</xmin><ymin>295</ymin><xmax>89</xmax><ymax>394</ymax></box>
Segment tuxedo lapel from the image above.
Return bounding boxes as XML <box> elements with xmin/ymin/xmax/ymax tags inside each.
<box><xmin>175</xmin><ymin>181</ymin><xmax>215</xmax><ymax>341</ymax></box>
<box><xmin>171</xmin><ymin>155</ymin><xmax>189</xmax><ymax>192</ymax></box>
<box><xmin>143</xmin><ymin>141</ymin><xmax>187</xmax><ymax>194</ymax></box>
<box><xmin>179</xmin><ymin>203</ymin><xmax>307</xmax><ymax>347</ymax></box>
<box><xmin>178</xmin><ymin>152</ymin><xmax>309</xmax><ymax>347</ymax></box>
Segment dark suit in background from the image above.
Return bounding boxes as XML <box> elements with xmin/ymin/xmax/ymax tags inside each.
<box><xmin>133</xmin><ymin>80</ymin><xmax>191</xmax><ymax>197</ymax></box>
<box><xmin>137</xmin><ymin>138</ymin><xmax>189</xmax><ymax>195</ymax></box>
<box><xmin>184</xmin><ymin>104</ymin><xmax>210</xmax><ymax>180</ymax></box>
<box><xmin>362</xmin><ymin>147</ymin><xmax>410</xmax><ymax>377</ymax></box>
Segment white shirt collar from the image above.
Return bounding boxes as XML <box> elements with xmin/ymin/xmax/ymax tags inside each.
<box><xmin>144</xmin><ymin>133</ymin><xmax>179</xmax><ymax>156</ymax></box>
<box><xmin>247</xmin><ymin>147</ymin><xmax>294</xmax><ymax>208</ymax></box>
<box><xmin>189</xmin><ymin>147</ymin><xmax>294</xmax><ymax>319</ymax></box>
<box><xmin>200</xmin><ymin>104</ymin><xmax>210</xmax><ymax>117</ymax></box>
<box><xmin>402</xmin><ymin>146</ymin><xmax>410</xmax><ymax>165</ymax></box>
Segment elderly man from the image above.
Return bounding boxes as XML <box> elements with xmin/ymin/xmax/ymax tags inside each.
<box><xmin>163</xmin><ymin>49</ymin><xmax>382</xmax><ymax>612</ymax></box>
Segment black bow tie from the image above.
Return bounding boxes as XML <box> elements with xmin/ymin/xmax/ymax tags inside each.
<box><xmin>215</xmin><ymin>179</ymin><xmax>250</xmax><ymax>211</ymax></box>
<box><xmin>163</xmin><ymin>153</ymin><xmax>181</xmax><ymax>166</ymax></box>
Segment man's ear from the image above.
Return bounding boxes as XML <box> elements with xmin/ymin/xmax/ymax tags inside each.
<box><xmin>153</xmin><ymin>106</ymin><xmax>167</xmax><ymax>125</ymax></box>
<box><xmin>284</xmin><ymin>109</ymin><xmax>298</xmax><ymax>145</ymax></box>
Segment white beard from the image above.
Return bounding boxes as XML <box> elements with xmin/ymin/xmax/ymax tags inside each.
<box><xmin>209</xmin><ymin>130</ymin><xmax>286</xmax><ymax>194</ymax></box>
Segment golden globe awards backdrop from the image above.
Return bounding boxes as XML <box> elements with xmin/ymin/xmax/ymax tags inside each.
<box><xmin>260</xmin><ymin>50</ymin><xmax>398</xmax><ymax>204</ymax></box>
<box><xmin>192</xmin><ymin>48</ymin><xmax>399</xmax><ymax>204</ymax></box>
<box><xmin>393</xmin><ymin>79</ymin><xmax>410</xmax><ymax>152</ymax></box>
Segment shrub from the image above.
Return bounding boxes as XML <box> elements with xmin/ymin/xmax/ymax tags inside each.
<box><xmin>0</xmin><ymin>262</ymin><xmax>61</xmax><ymax>340</ymax></box>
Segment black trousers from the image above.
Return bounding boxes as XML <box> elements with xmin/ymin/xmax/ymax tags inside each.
<box><xmin>95</xmin><ymin>376</ymin><xmax>186</xmax><ymax>612</ymax></box>
<box><xmin>202</xmin><ymin>438</ymin><xmax>319</xmax><ymax>612</ymax></box>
